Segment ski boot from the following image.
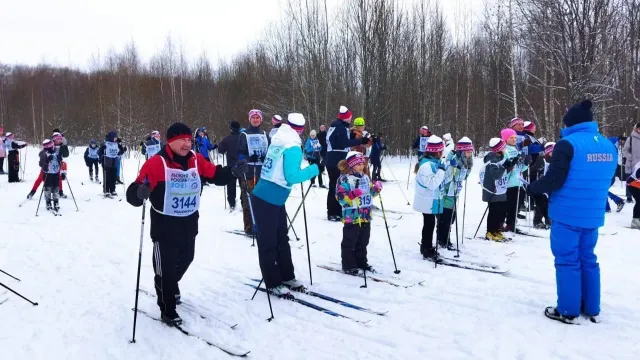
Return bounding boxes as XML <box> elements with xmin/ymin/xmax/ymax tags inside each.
<box><xmin>627</xmin><ymin>197</ymin><xmax>634</xmax><ymax>204</ymax></box>
<box><xmin>534</xmin><ymin>222</ymin><xmax>547</xmax><ymax>230</ymax></box>
<box><xmin>631</xmin><ymin>218</ymin><xmax>640</xmax><ymax>230</ymax></box>
<box><xmin>343</xmin><ymin>268</ymin><xmax>363</xmax><ymax>276</ymax></box>
<box><xmin>110</xmin><ymin>191</ymin><xmax>118</xmax><ymax>197</ymax></box>
<box><xmin>544</xmin><ymin>307</ymin><xmax>578</xmax><ymax>325</ymax></box>
<box><xmin>616</xmin><ymin>202</ymin><xmax>625</xmax><ymax>213</ymax></box>
<box><xmin>53</xmin><ymin>201</ymin><xmax>60</xmax><ymax>212</ymax></box>
<box><xmin>422</xmin><ymin>248</ymin><xmax>442</xmax><ymax>263</ymax></box>
<box><xmin>27</xmin><ymin>190</ymin><xmax>36</xmax><ymax>200</ymax></box>
<box><xmin>268</xmin><ymin>285</ymin><xmax>293</xmax><ymax>299</ymax></box>
<box><xmin>46</xmin><ymin>200</ymin><xmax>52</xmax><ymax>211</ymax></box>
<box><xmin>359</xmin><ymin>264</ymin><xmax>377</xmax><ymax>274</ymax></box>
<box><xmin>161</xmin><ymin>311</ymin><xmax>183</xmax><ymax>326</ymax></box>
<box><xmin>95</xmin><ymin>176</ymin><xmax>100</xmax><ymax>183</ymax></box>
<box><xmin>90</xmin><ymin>175</ymin><xmax>94</xmax><ymax>181</ymax></box>
<box><xmin>59</xmin><ymin>191</ymin><xmax>68</xmax><ymax>199</ymax></box>
<box><xmin>283</xmin><ymin>278</ymin><xmax>307</xmax><ymax>292</ymax></box>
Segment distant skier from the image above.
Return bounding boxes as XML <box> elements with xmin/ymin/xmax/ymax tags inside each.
<box><xmin>141</xmin><ymin>131</ymin><xmax>163</xmax><ymax>160</ymax></box>
<box><xmin>27</xmin><ymin>131</ymin><xmax>69</xmax><ymax>199</ymax></box>
<box><xmin>269</xmin><ymin>114</ymin><xmax>283</xmax><ymax>139</ymax></box>
<box><xmin>304</xmin><ymin>129</ymin><xmax>324</xmax><ymax>188</ymax></box>
<box><xmin>126</xmin><ymin>122</ymin><xmax>232</xmax><ymax>325</ymax></box>
<box><xmin>501</xmin><ymin>128</ymin><xmax>531</xmax><ymax>232</ymax></box>
<box><xmin>530</xmin><ymin>142</ymin><xmax>554</xmax><ymax>229</ymax></box>
<box><xmin>4</xmin><ymin>132</ymin><xmax>27</xmax><ymax>183</ymax></box>
<box><xmin>84</xmin><ymin>139</ymin><xmax>100</xmax><ymax>182</ymax></box>
<box><xmin>528</xmin><ymin>99</ymin><xmax>616</xmax><ymax>324</ymax></box>
<box><xmin>336</xmin><ymin>151</ymin><xmax>382</xmax><ymax>274</ymax></box>
<box><xmin>369</xmin><ymin>132</ymin><xmax>387</xmax><ymax>181</ymax></box>
<box><xmin>441</xmin><ymin>133</ymin><xmax>454</xmax><ymax>159</ymax></box>
<box><xmin>194</xmin><ymin>128</ymin><xmax>216</xmax><ymax>162</ymax></box>
<box><xmin>249</xmin><ymin>113</ymin><xmax>318</xmax><ymax>296</ymax></box>
<box><xmin>99</xmin><ymin>131</ymin><xmax>125</xmax><ymax>197</ymax></box>
<box><xmin>38</xmin><ymin>139</ymin><xmax>62</xmax><ymax>212</ymax></box>
<box><xmin>218</xmin><ymin>121</ymin><xmax>242</xmax><ymax>210</ymax></box>
<box><xmin>413</xmin><ymin>135</ymin><xmax>447</xmax><ymax>260</ymax></box>
<box><xmin>0</xmin><ymin>127</ymin><xmax>6</xmax><ymax>174</ymax></box>
<box><xmin>411</xmin><ymin>126</ymin><xmax>432</xmax><ymax>156</ymax></box>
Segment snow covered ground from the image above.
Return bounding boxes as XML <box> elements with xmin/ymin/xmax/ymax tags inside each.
<box><xmin>1</xmin><ymin>146</ymin><xmax>639</xmax><ymax>360</ymax></box>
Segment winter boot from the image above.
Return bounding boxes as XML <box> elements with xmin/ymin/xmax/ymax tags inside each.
<box><xmin>627</xmin><ymin>197</ymin><xmax>634</xmax><ymax>204</ymax></box>
<box><xmin>359</xmin><ymin>264</ymin><xmax>377</xmax><ymax>273</ymax></box>
<box><xmin>268</xmin><ymin>285</ymin><xmax>293</xmax><ymax>299</ymax></box>
<box><xmin>59</xmin><ymin>191</ymin><xmax>68</xmax><ymax>199</ymax></box>
<box><xmin>422</xmin><ymin>247</ymin><xmax>442</xmax><ymax>263</ymax></box>
<box><xmin>616</xmin><ymin>202</ymin><xmax>625</xmax><ymax>213</ymax></box>
<box><xmin>343</xmin><ymin>268</ymin><xmax>363</xmax><ymax>276</ymax></box>
<box><xmin>53</xmin><ymin>200</ymin><xmax>60</xmax><ymax>212</ymax></box>
<box><xmin>110</xmin><ymin>191</ymin><xmax>118</xmax><ymax>197</ymax></box>
<box><xmin>161</xmin><ymin>311</ymin><xmax>183</xmax><ymax>326</ymax></box>
<box><xmin>631</xmin><ymin>219</ymin><xmax>640</xmax><ymax>230</ymax></box>
<box><xmin>95</xmin><ymin>175</ymin><xmax>100</xmax><ymax>182</ymax></box>
<box><xmin>27</xmin><ymin>190</ymin><xmax>36</xmax><ymax>200</ymax></box>
<box><xmin>90</xmin><ymin>175</ymin><xmax>94</xmax><ymax>181</ymax></box>
<box><xmin>283</xmin><ymin>279</ymin><xmax>306</xmax><ymax>292</ymax></box>
<box><xmin>46</xmin><ymin>200</ymin><xmax>52</xmax><ymax>211</ymax></box>
<box><xmin>534</xmin><ymin>222</ymin><xmax>547</xmax><ymax>230</ymax></box>
<box><xmin>544</xmin><ymin>306</ymin><xmax>578</xmax><ymax>325</ymax></box>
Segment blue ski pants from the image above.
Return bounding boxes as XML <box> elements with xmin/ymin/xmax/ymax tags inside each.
<box><xmin>550</xmin><ymin>221</ymin><xmax>600</xmax><ymax>317</ymax></box>
<box><xmin>605</xmin><ymin>191</ymin><xmax>623</xmax><ymax>212</ymax></box>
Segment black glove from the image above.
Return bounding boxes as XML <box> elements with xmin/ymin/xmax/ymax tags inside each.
<box><xmin>212</xmin><ymin>165</ymin><xmax>232</xmax><ymax>186</ymax></box>
<box><xmin>232</xmin><ymin>160</ymin><xmax>248</xmax><ymax>178</ymax></box>
<box><xmin>249</xmin><ymin>154</ymin><xmax>260</xmax><ymax>163</ymax></box>
<box><xmin>524</xmin><ymin>155</ymin><xmax>533</xmax><ymax>166</ymax></box>
<box><xmin>61</xmin><ymin>173</ymin><xmax>66</xmax><ymax>180</ymax></box>
<box><xmin>136</xmin><ymin>184</ymin><xmax>151</xmax><ymax>200</ymax></box>
<box><xmin>623</xmin><ymin>157</ymin><xmax>627</xmax><ymax>165</ymax></box>
<box><xmin>47</xmin><ymin>154</ymin><xmax>54</xmax><ymax>161</ymax></box>
<box><xmin>360</xmin><ymin>136</ymin><xmax>370</xmax><ymax>144</ymax></box>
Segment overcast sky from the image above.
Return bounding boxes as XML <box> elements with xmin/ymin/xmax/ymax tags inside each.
<box><xmin>0</xmin><ymin>0</ymin><xmax>482</xmax><ymax>69</ymax></box>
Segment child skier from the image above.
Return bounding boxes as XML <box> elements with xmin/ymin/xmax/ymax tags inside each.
<box><xmin>437</xmin><ymin>137</ymin><xmax>474</xmax><ymax>249</ymax></box>
<box><xmin>480</xmin><ymin>138</ymin><xmax>514</xmax><ymax>241</ymax></box>
<box><xmin>38</xmin><ymin>139</ymin><xmax>62</xmax><ymax>212</ymax></box>
<box><xmin>501</xmin><ymin>128</ymin><xmax>531</xmax><ymax>232</ymax></box>
<box><xmin>413</xmin><ymin>136</ymin><xmax>447</xmax><ymax>260</ymax></box>
<box><xmin>531</xmin><ymin>142</ymin><xmax>554</xmax><ymax>229</ymax></box>
<box><xmin>336</xmin><ymin>151</ymin><xmax>383</xmax><ymax>274</ymax></box>
<box><xmin>304</xmin><ymin>130</ymin><xmax>324</xmax><ymax>187</ymax></box>
<box><xmin>99</xmin><ymin>131</ymin><xmax>126</xmax><ymax>197</ymax></box>
<box><xmin>84</xmin><ymin>139</ymin><xmax>100</xmax><ymax>182</ymax></box>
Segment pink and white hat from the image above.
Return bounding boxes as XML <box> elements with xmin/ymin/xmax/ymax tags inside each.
<box><xmin>544</xmin><ymin>142</ymin><xmax>555</xmax><ymax>155</ymax></box>
<box><xmin>524</xmin><ymin>121</ymin><xmax>536</xmax><ymax>132</ymax></box>
<box><xmin>272</xmin><ymin>115</ymin><xmax>283</xmax><ymax>125</ymax></box>
<box><xmin>52</xmin><ymin>132</ymin><xmax>63</xmax><ymax>142</ymax></box>
<box><xmin>151</xmin><ymin>130</ymin><xmax>160</xmax><ymax>138</ymax></box>
<box><xmin>426</xmin><ymin>135</ymin><xmax>445</xmax><ymax>153</ymax></box>
<box><xmin>346</xmin><ymin>151</ymin><xmax>365</xmax><ymax>168</ymax></box>
<box><xmin>489</xmin><ymin>138</ymin><xmax>507</xmax><ymax>153</ymax></box>
<box><xmin>42</xmin><ymin>139</ymin><xmax>54</xmax><ymax>149</ymax></box>
<box><xmin>248</xmin><ymin>109</ymin><xmax>263</xmax><ymax>122</ymax></box>
<box><xmin>456</xmin><ymin>136</ymin><xmax>474</xmax><ymax>151</ymax></box>
<box><xmin>509</xmin><ymin>117</ymin><xmax>524</xmax><ymax>128</ymax></box>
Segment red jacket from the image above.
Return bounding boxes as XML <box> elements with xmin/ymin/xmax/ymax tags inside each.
<box><xmin>126</xmin><ymin>146</ymin><xmax>231</xmax><ymax>240</ymax></box>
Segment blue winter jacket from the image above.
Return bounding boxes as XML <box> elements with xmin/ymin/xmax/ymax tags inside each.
<box><xmin>195</xmin><ymin>135</ymin><xmax>216</xmax><ymax>159</ymax></box>
<box><xmin>304</xmin><ymin>137</ymin><xmax>322</xmax><ymax>160</ymax></box>
<box><xmin>528</xmin><ymin>122</ymin><xmax>616</xmax><ymax>228</ymax></box>
<box><xmin>370</xmin><ymin>138</ymin><xmax>386</xmax><ymax>165</ymax></box>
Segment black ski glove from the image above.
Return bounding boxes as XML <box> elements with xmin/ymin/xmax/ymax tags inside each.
<box><xmin>524</xmin><ymin>155</ymin><xmax>533</xmax><ymax>166</ymax></box>
<box><xmin>211</xmin><ymin>165</ymin><xmax>232</xmax><ymax>186</ymax></box>
<box><xmin>232</xmin><ymin>160</ymin><xmax>248</xmax><ymax>178</ymax></box>
<box><xmin>47</xmin><ymin>154</ymin><xmax>55</xmax><ymax>161</ymax></box>
<box><xmin>136</xmin><ymin>184</ymin><xmax>151</xmax><ymax>200</ymax></box>
<box><xmin>360</xmin><ymin>136</ymin><xmax>370</xmax><ymax>144</ymax></box>
<box><xmin>61</xmin><ymin>173</ymin><xmax>66</xmax><ymax>180</ymax></box>
<box><xmin>249</xmin><ymin>154</ymin><xmax>260</xmax><ymax>163</ymax></box>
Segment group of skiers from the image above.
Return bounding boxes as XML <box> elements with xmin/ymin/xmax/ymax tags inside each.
<box><xmin>0</xmin><ymin>127</ymin><xmax>28</xmax><ymax>182</ymax></box>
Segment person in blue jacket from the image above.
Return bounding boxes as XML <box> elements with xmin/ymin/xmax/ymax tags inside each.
<box><xmin>245</xmin><ymin>113</ymin><xmax>319</xmax><ymax>297</ymax></box>
<box><xmin>528</xmin><ymin>99</ymin><xmax>616</xmax><ymax>324</ymax></box>
<box><xmin>304</xmin><ymin>130</ymin><xmax>325</xmax><ymax>187</ymax></box>
<box><xmin>194</xmin><ymin>127</ymin><xmax>217</xmax><ymax>161</ymax></box>
<box><xmin>325</xmin><ymin>105</ymin><xmax>371</xmax><ymax>221</ymax></box>
<box><xmin>370</xmin><ymin>132</ymin><xmax>387</xmax><ymax>181</ymax></box>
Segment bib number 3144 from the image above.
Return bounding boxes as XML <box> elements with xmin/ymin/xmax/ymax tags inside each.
<box><xmin>171</xmin><ymin>196</ymin><xmax>197</xmax><ymax>209</ymax></box>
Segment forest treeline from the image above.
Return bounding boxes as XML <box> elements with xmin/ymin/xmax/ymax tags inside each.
<box><xmin>1</xmin><ymin>0</ymin><xmax>639</xmax><ymax>153</ymax></box>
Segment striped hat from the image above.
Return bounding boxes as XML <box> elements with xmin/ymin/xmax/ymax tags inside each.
<box><xmin>287</xmin><ymin>113</ymin><xmax>306</xmax><ymax>134</ymax></box>
<box><xmin>151</xmin><ymin>130</ymin><xmax>160</xmax><ymax>138</ymax></box>
<box><xmin>524</xmin><ymin>121</ymin><xmax>536</xmax><ymax>132</ymax></box>
<box><xmin>544</xmin><ymin>142</ymin><xmax>555</xmax><ymax>155</ymax></box>
<box><xmin>248</xmin><ymin>109</ymin><xmax>263</xmax><ymax>122</ymax></box>
<box><xmin>456</xmin><ymin>136</ymin><xmax>474</xmax><ymax>151</ymax></box>
<box><xmin>338</xmin><ymin>105</ymin><xmax>352</xmax><ymax>121</ymax></box>
<box><xmin>272</xmin><ymin>115</ymin><xmax>283</xmax><ymax>125</ymax></box>
<box><xmin>6</xmin><ymin>132</ymin><xmax>14</xmax><ymax>139</ymax></box>
<box><xmin>346</xmin><ymin>151</ymin><xmax>365</xmax><ymax>168</ymax></box>
<box><xmin>509</xmin><ymin>117</ymin><xmax>524</xmax><ymax>128</ymax></box>
<box><xmin>489</xmin><ymin>138</ymin><xmax>507</xmax><ymax>153</ymax></box>
<box><xmin>426</xmin><ymin>135</ymin><xmax>445</xmax><ymax>153</ymax></box>
<box><xmin>52</xmin><ymin>132</ymin><xmax>63</xmax><ymax>142</ymax></box>
<box><xmin>42</xmin><ymin>139</ymin><xmax>54</xmax><ymax>149</ymax></box>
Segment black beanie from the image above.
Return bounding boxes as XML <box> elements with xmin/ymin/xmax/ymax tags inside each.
<box><xmin>563</xmin><ymin>100</ymin><xmax>593</xmax><ymax>128</ymax></box>
<box><xmin>166</xmin><ymin>122</ymin><xmax>192</xmax><ymax>142</ymax></box>
<box><xmin>230</xmin><ymin>121</ymin><xmax>241</xmax><ymax>132</ymax></box>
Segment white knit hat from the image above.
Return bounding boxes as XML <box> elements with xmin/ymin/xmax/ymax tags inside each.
<box><xmin>442</xmin><ymin>133</ymin><xmax>452</xmax><ymax>141</ymax></box>
<box><xmin>287</xmin><ymin>113</ymin><xmax>306</xmax><ymax>133</ymax></box>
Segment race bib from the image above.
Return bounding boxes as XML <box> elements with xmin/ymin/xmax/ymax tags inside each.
<box><xmin>495</xmin><ymin>175</ymin><xmax>508</xmax><ymax>195</ymax></box>
<box><xmin>48</xmin><ymin>158</ymin><xmax>60</xmax><ymax>174</ymax></box>
<box><xmin>88</xmin><ymin>147</ymin><xmax>99</xmax><ymax>159</ymax></box>
<box><xmin>105</xmin><ymin>142</ymin><xmax>119</xmax><ymax>158</ymax></box>
<box><xmin>158</xmin><ymin>154</ymin><xmax>201</xmax><ymax>217</ymax></box>
<box><xmin>346</xmin><ymin>176</ymin><xmax>371</xmax><ymax>209</ymax></box>
<box><xmin>419</xmin><ymin>137</ymin><xmax>428</xmax><ymax>152</ymax></box>
<box><xmin>146</xmin><ymin>143</ymin><xmax>161</xmax><ymax>158</ymax></box>
<box><xmin>245</xmin><ymin>133</ymin><xmax>268</xmax><ymax>162</ymax></box>
<box><xmin>261</xmin><ymin>145</ymin><xmax>290</xmax><ymax>188</ymax></box>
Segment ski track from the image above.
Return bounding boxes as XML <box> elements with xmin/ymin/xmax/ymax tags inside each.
<box><xmin>0</xmin><ymin>148</ymin><xmax>639</xmax><ymax>359</ymax></box>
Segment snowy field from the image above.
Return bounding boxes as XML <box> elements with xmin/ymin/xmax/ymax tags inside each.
<box><xmin>1</xmin><ymin>146</ymin><xmax>639</xmax><ymax>360</ymax></box>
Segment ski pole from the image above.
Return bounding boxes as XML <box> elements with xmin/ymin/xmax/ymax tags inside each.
<box><xmin>250</xmin><ymin>278</ymin><xmax>275</xmax><ymax>322</ymax></box>
<box><xmin>378</xmin><ymin>193</ymin><xmax>401</xmax><ymax>274</ymax></box>
<box><xmin>65</xmin><ymin>177</ymin><xmax>79</xmax><ymax>212</ymax></box>
<box><xmin>21</xmin><ymin>146</ymin><xmax>28</xmax><ymax>180</ymax></box>
<box><xmin>383</xmin><ymin>157</ymin><xmax>411</xmax><ymax>205</ymax></box>
<box><xmin>120</xmin><ymin>157</ymin><xmax>126</xmax><ymax>195</ymax></box>
<box><xmin>0</xmin><ymin>280</ymin><xmax>38</xmax><ymax>306</ymax></box>
<box><xmin>473</xmin><ymin>205</ymin><xmax>489</xmax><ymax>239</ymax></box>
<box><xmin>0</xmin><ymin>268</ymin><xmax>21</xmax><ymax>282</ymax></box>
<box><xmin>286</xmin><ymin>213</ymin><xmax>300</xmax><ymax>241</ymax></box>
<box><xmin>461</xmin><ymin>178</ymin><xmax>468</xmax><ymax>245</ymax></box>
<box><xmin>241</xmin><ymin>176</ymin><xmax>257</xmax><ymax>247</ymax></box>
<box><xmin>223</xmin><ymin>157</ymin><xmax>227</xmax><ymax>210</ymax></box>
<box><xmin>131</xmin><ymin>196</ymin><xmax>148</xmax><ymax>343</ymax></box>
<box><xmin>406</xmin><ymin>151</ymin><xmax>412</xmax><ymax>190</ymax></box>
<box><xmin>301</xmin><ymin>183</ymin><xmax>313</xmax><ymax>285</ymax></box>
<box><xmin>35</xmin><ymin>174</ymin><xmax>46</xmax><ymax>217</ymax></box>
<box><xmin>286</xmin><ymin>185</ymin><xmax>313</xmax><ymax>232</ymax></box>
<box><xmin>445</xmin><ymin>168</ymin><xmax>461</xmax><ymax>258</ymax></box>
<box><xmin>360</xmin><ymin>268</ymin><xmax>367</xmax><ymax>288</ymax></box>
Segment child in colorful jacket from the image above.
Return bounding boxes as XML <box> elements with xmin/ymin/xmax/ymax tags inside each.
<box><xmin>336</xmin><ymin>151</ymin><xmax>382</xmax><ymax>274</ymax></box>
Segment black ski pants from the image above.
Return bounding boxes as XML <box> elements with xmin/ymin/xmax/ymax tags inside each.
<box><xmin>505</xmin><ymin>187</ymin><xmax>520</xmax><ymax>230</ymax></box>
<box><xmin>103</xmin><ymin>166</ymin><xmax>117</xmax><ymax>193</ymax></box>
<box><xmin>152</xmin><ymin>235</ymin><xmax>195</xmax><ymax>317</ymax></box>
<box><xmin>487</xmin><ymin>201</ymin><xmax>508</xmax><ymax>233</ymax></box>
<box><xmin>227</xmin><ymin>176</ymin><xmax>237</xmax><ymax>208</ymax></box>
<box><xmin>308</xmin><ymin>158</ymin><xmax>324</xmax><ymax>187</ymax></box>
<box><xmin>371</xmin><ymin>161</ymin><xmax>382</xmax><ymax>181</ymax></box>
<box><xmin>533</xmin><ymin>194</ymin><xmax>549</xmax><ymax>225</ymax></box>
<box><xmin>252</xmin><ymin>194</ymin><xmax>295</xmax><ymax>289</ymax></box>
<box><xmin>8</xmin><ymin>151</ymin><xmax>20</xmax><ymax>183</ymax></box>
<box><xmin>327</xmin><ymin>166</ymin><xmax>341</xmax><ymax>217</ymax></box>
<box><xmin>341</xmin><ymin>223</ymin><xmax>371</xmax><ymax>270</ymax></box>
<box><xmin>436</xmin><ymin>207</ymin><xmax>456</xmax><ymax>247</ymax></box>
<box><xmin>0</xmin><ymin>157</ymin><xmax>5</xmax><ymax>173</ymax></box>
<box><xmin>421</xmin><ymin>214</ymin><xmax>436</xmax><ymax>255</ymax></box>
<box><xmin>631</xmin><ymin>187</ymin><xmax>640</xmax><ymax>218</ymax></box>
<box><xmin>87</xmin><ymin>159</ymin><xmax>99</xmax><ymax>177</ymax></box>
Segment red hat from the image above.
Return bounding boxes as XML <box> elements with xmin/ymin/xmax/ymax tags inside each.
<box><xmin>489</xmin><ymin>138</ymin><xmax>506</xmax><ymax>153</ymax></box>
<box><xmin>426</xmin><ymin>135</ymin><xmax>445</xmax><ymax>153</ymax></box>
<box><xmin>337</xmin><ymin>105</ymin><xmax>352</xmax><ymax>121</ymax></box>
